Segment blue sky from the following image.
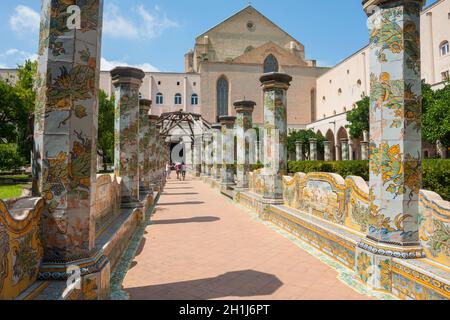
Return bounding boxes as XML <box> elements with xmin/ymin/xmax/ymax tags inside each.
<box><xmin>0</xmin><ymin>0</ymin><xmax>438</xmax><ymax>72</ymax></box>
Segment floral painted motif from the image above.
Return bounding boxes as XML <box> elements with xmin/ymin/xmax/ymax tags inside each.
<box><xmin>33</xmin><ymin>0</ymin><xmax>103</xmax><ymax>259</ymax></box>
<box><xmin>0</xmin><ymin>224</ymin><xmax>9</xmax><ymax>293</ymax></box>
<box><xmin>368</xmin><ymin>1</ymin><xmax>422</xmax><ymax>245</ymax></box>
<box><xmin>357</xmin><ymin>252</ymin><xmax>372</xmax><ymax>284</ymax></box>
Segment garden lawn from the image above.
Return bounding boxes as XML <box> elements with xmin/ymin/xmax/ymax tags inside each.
<box><xmin>0</xmin><ymin>184</ymin><xmax>27</xmax><ymax>200</ymax></box>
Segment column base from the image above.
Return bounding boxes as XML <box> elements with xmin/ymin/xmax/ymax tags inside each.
<box><xmin>355</xmin><ymin>238</ymin><xmax>425</xmax><ymax>293</ymax></box>
<box><xmin>121</xmin><ymin>196</ymin><xmax>144</xmax><ymax>209</ymax></box>
<box><xmin>39</xmin><ymin>254</ymin><xmax>110</xmax><ymax>300</ymax></box>
<box><xmin>357</xmin><ymin>238</ymin><xmax>425</xmax><ymax>260</ymax></box>
<box><xmin>39</xmin><ymin>250</ymin><xmax>109</xmax><ymax>281</ymax></box>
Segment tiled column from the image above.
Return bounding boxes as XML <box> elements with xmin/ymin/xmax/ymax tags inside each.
<box><xmin>309</xmin><ymin>139</ymin><xmax>318</xmax><ymax>161</ymax></box>
<box><xmin>349</xmin><ymin>140</ymin><xmax>355</xmax><ymax>160</ymax></box>
<box><xmin>234</xmin><ymin>100</ymin><xmax>255</xmax><ymax>189</ymax></box>
<box><xmin>201</xmin><ymin>134</ymin><xmax>208</xmax><ymax>176</ymax></box>
<box><xmin>212</xmin><ymin>124</ymin><xmax>222</xmax><ymax>180</ymax></box>
<box><xmin>295</xmin><ymin>141</ymin><xmax>304</xmax><ymax>161</ymax></box>
<box><xmin>357</xmin><ymin>0</ymin><xmax>425</xmax><ymax>291</ymax></box>
<box><xmin>182</xmin><ymin>136</ymin><xmax>192</xmax><ymax>170</ymax></box>
<box><xmin>324</xmin><ymin>141</ymin><xmax>332</xmax><ymax>161</ymax></box>
<box><xmin>260</xmin><ymin>73</ymin><xmax>292</xmax><ymax>202</ymax></box>
<box><xmin>220</xmin><ymin>116</ymin><xmax>236</xmax><ymax>187</ymax></box>
<box><xmin>32</xmin><ymin>0</ymin><xmax>109</xmax><ymax>296</ymax></box>
<box><xmin>340</xmin><ymin>139</ymin><xmax>349</xmax><ymax>161</ymax></box>
<box><xmin>204</xmin><ymin>132</ymin><xmax>213</xmax><ymax>177</ymax></box>
<box><xmin>112</xmin><ymin>67</ymin><xmax>145</xmax><ymax>207</ymax></box>
<box><xmin>361</xmin><ymin>141</ymin><xmax>369</xmax><ymax>160</ymax></box>
<box><xmin>193</xmin><ymin>135</ymin><xmax>202</xmax><ymax>177</ymax></box>
<box><xmin>139</xmin><ymin>99</ymin><xmax>151</xmax><ymax>193</ymax></box>
<box><xmin>148</xmin><ymin>115</ymin><xmax>159</xmax><ymax>192</ymax></box>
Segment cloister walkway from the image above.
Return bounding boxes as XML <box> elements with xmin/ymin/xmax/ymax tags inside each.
<box><xmin>121</xmin><ymin>176</ymin><xmax>371</xmax><ymax>300</ymax></box>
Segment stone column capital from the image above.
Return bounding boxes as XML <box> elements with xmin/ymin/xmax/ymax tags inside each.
<box><xmin>148</xmin><ymin>115</ymin><xmax>159</xmax><ymax>123</ymax></box>
<box><xmin>309</xmin><ymin>138</ymin><xmax>318</xmax><ymax>143</ymax></box>
<box><xmin>139</xmin><ymin>99</ymin><xmax>152</xmax><ymax>114</ymax></box>
<box><xmin>295</xmin><ymin>140</ymin><xmax>303</xmax><ymax>146</ymax></box>
<box><xmin>234</xmin><ymin>100</ymin><xmax>256</xmax><ymax>114</ymax></box>
<box><xmin>219</xmin><ymin>116</ymin><xmax>236</xmax><ymax>126</ymax></box>
<box><xmin>362</xmin><ymin>0</ymin><xmax>425</xmax><ymax>16</ymax></box>
<box><xmin>111</xmin><ymin>67</ymin><xmax>145</xmax><ymax>87</ymax></box>
<box><xmin>260</xmin><ymin>72</ymin><xmax>292</xmax><ymax>91</ymax></box>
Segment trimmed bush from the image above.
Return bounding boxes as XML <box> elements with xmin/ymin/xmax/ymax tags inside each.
<box><xmin>288</xmin><ymin>160</ymin><xmax>369</xmax><ymax>181</ymax></box>
<box><xmin>0</xmin><ymin>144</ymin><xmax>26</xmax><ymax>171</ymax></box>
<box><xmin>422</xmin><ymin>160</ymin><xmax>450</xmax><ymax>201</ymax></box>
<box><xmin>288</xmin><ymin>159</ymin><xmax>450</xmax><ymax>201</ymax></box>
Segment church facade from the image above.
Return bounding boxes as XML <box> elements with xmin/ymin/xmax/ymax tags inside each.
<box><xmin>1</xmin><ymin>1</ymin><xmax>449</xmax><ymax>159</ymax></box>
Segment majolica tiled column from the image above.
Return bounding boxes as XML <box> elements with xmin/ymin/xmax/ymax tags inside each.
<box><xmin>234</xmin><ymin>100</ymin><xmax>256</xmax><ymax>189</ymax></box>
<box><xmin>220</xmin><ymin>116</ymin><xmax>236</xmax><ymax>187</ymax></box>
<box><xmin>201</xmin><ymin>134</ymin><xmax>208</xmax><ymax>176</ymax></box>
<box><xmin>357</xmin><ymin>0</ymin><xmax>425</xmax><ymax>291</ymax></box>
<box><xmin>349</xmin><ymin>140</ymin><xmax>355</xmax><ymax>160</ymax></box>
<box><xmin>193</xmin><ymin>135</ymin><xmax>202</xmax><ymax>177</ymax></box>
<box><xmin>309</xmin><ymin>139</ymin><xmax>318</xmax><ymax>161</ymax></box>
<box><xmin>204</xmin><ymin>132</ymin><xmax>213</xmax><ymax>176</ymax></box>
<box><xmin>212</xmin><ymin>124</ymin><xmax>222</xmax><ymax>180</ymax></box>
<box><xmin>139</xmin><ymin>99</ymin><xmax>151</xmax><ymax>193</ymax></box>
<box><xmin>295</xmin><ymin>141</ymin><xmax>304</xmax><ymax>161</ymax></box>
<box><xmin>340</xmin><ymin>139</ymin><xmax>349</xmax><ymax>161</ymax></box>
<box><xmin>324</xmin><ymin>141</ymin><xmax>332</xmax><ymax>161</ymax></box>
<box><xmin>182</xmin><ymin>136</ymin><xmax>192</xmax><ymax>170</ymax></box>
<box><xmin>361</xmin><ymin>141</ymin><xmax>369</xmax><ymax>160</ymax></box>
<box><xmin>260</xmin><ymin>73</ymin><xmax>292</xmax><ymax>202</ymax></box>
<box><xmin>33</xmin><ymin>0</ymin><xmax>109</xmax><ymax>296</ymax></box>
<box><xmin>148</xmin><ymin>115</ymin><xmax>159</xmax><ymax>192</ymax></box>
<box><xmin>112</xmin><ymin>67</ymin><xmax>145</xmax><ymax>207</ymax></box>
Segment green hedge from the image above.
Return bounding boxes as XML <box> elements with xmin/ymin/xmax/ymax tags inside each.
<box><xmin>0</xmin><ymin>144</ymin><xmax>27</xmax><ymax>171</ymax></box>
<box><xmin>288</xmin><ymin>161</ymin><xmax>369</xmax><ymax>181</ymax></box>
<box><xmin>288</xmin><ymin>160</ymin><xmax>450</xmax><ymax>201</ymax></box>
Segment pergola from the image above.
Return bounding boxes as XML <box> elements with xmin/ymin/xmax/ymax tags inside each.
<box><xmin>157</xmin><ymin>110</ymin><xmax>212</xmax><ymax>141</ymax></box>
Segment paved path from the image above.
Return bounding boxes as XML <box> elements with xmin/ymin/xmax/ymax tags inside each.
<box><xmin>122</xmin><ymin>176</ymin><xmax>370</xmax><ymax>300</ymax></box>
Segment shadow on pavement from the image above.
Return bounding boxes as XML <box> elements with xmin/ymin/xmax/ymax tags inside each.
<box><xmin>150</xmin><ymin>216</ymin><xmax>220</xmax><ymax>225</ymax></box>
<box><xmin>126</xmin><ymin>270</ymin><xmax>283</xmax><ymax>300</ymax></box>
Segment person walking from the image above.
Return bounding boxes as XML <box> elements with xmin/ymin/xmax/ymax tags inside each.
<box><xmin>175</xmin><ymin>162</ymin><xmax>181</xmax><ymax>180</ymax></box>
<box><xmin>181</xmin><ymin>162</ymin><xmax>187</xmax><ymax>181</ymax></box>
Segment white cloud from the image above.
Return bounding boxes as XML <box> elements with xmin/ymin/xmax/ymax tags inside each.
<box><xmin>0</xmin><ymin>48</ymin><xmax>38</xmax><ymax>68</ymax></box>
<box><xmin>101</xmin><ymin>57</ymin><xmax>160</xmax><ymax>72</ymax></box>
<box><xmin>137</xmin><ymin>5</ymin><xmax>179</xmax><ymax>39</ymax></box>
<box><xmin>103</xmin><ymin>3</ymin><xmax>178</xmax><ymax>40</ymax></box>
<box><xmin>10</xmin><ymin>5</ymin><xmax>40</xmax><ymax>35</ymax></box>
<box><xmin>103</xmin><ymin>3</ymin><xmax>140</xmax><ymax>39</ymax></box>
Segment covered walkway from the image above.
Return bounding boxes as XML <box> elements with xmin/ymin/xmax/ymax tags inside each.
<box><xmin>121</xmin><ymin>176</ymin><xmax>371</xmax><ymax>300</ymax></box>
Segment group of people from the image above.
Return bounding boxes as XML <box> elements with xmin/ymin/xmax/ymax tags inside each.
<box><xmin>165</xmin><ymin>161</ymin><xmax>187</xmax><ymax>181</ymax></box>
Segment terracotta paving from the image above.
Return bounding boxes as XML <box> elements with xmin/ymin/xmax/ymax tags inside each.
<box><xmin>122</xmin><ymin>176</ymin><xmax>370</xmax><ymax>300</ymax></box>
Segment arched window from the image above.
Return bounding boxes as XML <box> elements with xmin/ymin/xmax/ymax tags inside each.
<box><xmin>156</xmin><ymin>93</ymin><xmax>163</xmax><ymax>105</ymax></box>
<box><xmin>440</xmin><ymin>41</ymin><xmax>449</xmax><ymax>56</ymax></box>
<box><xmin>217</xmin><ymin>76</ymin><xmax>229</xmax><ymax>119</ymax></box>
<box><xmin>191</xmin><ymin>94</ymin><xmax>198</xmax><ymax>106</ymax></box>
<box><xmin>263</xmin><ymin>54</ymin><xmax>279</xmax><ymax>73</ymax></box>
<box><xmin>174</xmin><ymin>93</ymin><xmax>182</xmax><ymax>105</ymax></box>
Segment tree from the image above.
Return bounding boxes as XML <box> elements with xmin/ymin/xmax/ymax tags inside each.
<box><xmin>97</xmin><ymin>90</ymin><xmax>115</xmax><ymax>171</ymax></box>
<box><xmin>0</xmin><ymin>81</ymin><xmax>25</xmax><ymax>144</ymax></box>
<box><xmin>15</xmin><ymin>60</ymin><xmax>37</xmax><ymax>161</ymax></box>
<box><xmin>422</xmin><ymin>81</ymin><xmax>450</xmax><ymax>149</ymax></box>
<box><xmin>287</xmin><ymin>129</ymin><xmax>325</xmax><ymax>158</ymax></box>
<box><xmin>346</xmin><ymin>96</ymin><xmax>369</xmax><ymax>139</ymax></box>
